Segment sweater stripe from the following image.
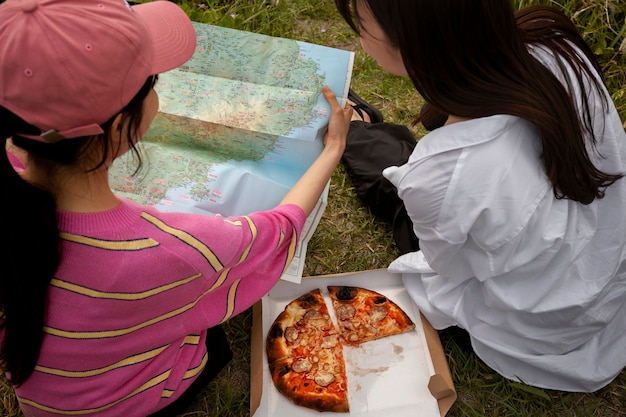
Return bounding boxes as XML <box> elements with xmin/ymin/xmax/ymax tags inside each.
<box><xmin>44</xmin><ymin>285</ymin><xmax>227</xmax><ymax>339</ymax></box>
<box><xmin>208</xmin><ymin>268</ymin><xmax>230</xmax><ymax>292</ymax></box>
<box><xmin>183</xmin><ymin>352</ymin><xmax>208</xmax><ymax>380</ymax></box>
<box><xmin>19</xmin><ymin>370</ymin><xmax>171</xmax><ymax>415</ymax></box>
<box><xmin>49</xmin><ymin>274</ymin><xmax>203</xmax><ymax>300</ymax></box>
<box><xmin>282</xmin><ymin>226</ymin><xmax>298</xmax><ymax>274</ymax></box>
<box><xmin>221</xmin><ymin>279</ymin><xmax>241</xmax><ymax>323</ymax></box>
<box><xmin>237</xmin><ymin>216</ymin><xmax>256</xmax><ymax>264</ymax></box>
<box><xmin>180</xmin><ymin>335</ymin><xmax>201</xmax><ymax>346</ymax></box>
<box><xmin>34</xmin><ymin>346</ymin><xmax>169</xmax><ymax>377</ymax></box>
<box><xmin>25</xmin><ymin>346</ymin><xmax>207</xmax><ymax>412</ymax></box>
<box><xmin>278</xmin><ymin>229</ymin><xmax>285</xmax><ymax>247</ymax></box>
<box><xmin>141</xmin><ymin>212</ymin><xmax>224</xmax><ymax>271</ymax></box>
<box><xmin>60</xmin><ymin>233</ymin><xmax>158</xmax><ymax>250</ymax></box>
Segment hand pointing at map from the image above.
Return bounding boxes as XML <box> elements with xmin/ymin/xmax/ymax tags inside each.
<box><xmin>279</xmin><ymin>86</ymin><xmax>352</xmax><ymax>216</ymax></box>
<box><xmin>322</xmin><ymin>86</ymin><xmax>354</xmax><ymax>150</ymax></box>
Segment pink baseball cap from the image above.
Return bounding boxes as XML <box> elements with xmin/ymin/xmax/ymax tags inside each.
<box><xmin>0</xmin><ymin>0</ymin><xmax>197</xmax><ymax>142</ymax></box>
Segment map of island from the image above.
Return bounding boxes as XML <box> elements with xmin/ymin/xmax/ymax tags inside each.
<box><xmin>109</xmin><ymin>22</ymin><xmax>354</xmax><ymax>282</ymax></box>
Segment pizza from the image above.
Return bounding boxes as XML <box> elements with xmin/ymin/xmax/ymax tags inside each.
<box><xmin>328</xmin><ymin>286</ymin><xmax>415</xmax><ymax>345</ymax></box>
<box><xmin>266</xmin><ymin>286</ymin><xmax>416</xmax><ymax>413</ymax></box>
<box><xmin>265</xmin><ymin>288</ymin><xmax>350</xmax><ymax>412</ymax></box>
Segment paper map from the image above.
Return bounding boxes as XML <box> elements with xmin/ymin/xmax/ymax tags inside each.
<box><xmin>109</xmin><ymin>22</ymin><xmax>354</xmax><ymax>282</ymax></box>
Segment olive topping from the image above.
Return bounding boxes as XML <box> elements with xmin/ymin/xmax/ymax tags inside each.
<box><xmin>373</xmin><ymin>296</ymin><xmax>387</xmax><ymax>304</ymax></box>
<box><xmin>296</xmin><ymin>292</ymin><xmax>321</xmax><ymax>309</ymax></box>
<box><xmin>336</xmin><ymin>286</ymin><xmax>357</xmax><ymax>301</ymax></box>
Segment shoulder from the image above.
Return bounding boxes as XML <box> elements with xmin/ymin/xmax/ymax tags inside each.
<box><xmin>385</xmin><ymin>115</ymin><xmax>541</xmax><ymax>190</ymax></box>
<box><xmin>417</xmin><ymin>115</ymin><xmax>534</xmax><ymax>158</ymax></box>
<box><xmin>136</xmin><ymin>202</ymin><xmax>306</xmax><ymax>228</ymax></box>
<box><xmin>385</xmin><ymin>115</ymin><xmax>551</xmax><ymax>245</ymax></box>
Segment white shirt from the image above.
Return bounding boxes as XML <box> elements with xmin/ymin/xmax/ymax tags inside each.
<box><xmin>384</xmin><ymin>46</ymin><xmax>626</xmax><ymax>392</ymax></box>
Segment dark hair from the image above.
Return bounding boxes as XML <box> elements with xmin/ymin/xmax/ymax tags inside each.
<box><xmin>335</xmin><ymin>0</ymin><xmax>622</xmax><ymax>204</ymax></box>
<box><xmin>0</xmin><ymin>75</ymin><xmax>155</xmax><ymax>385</ymax></box>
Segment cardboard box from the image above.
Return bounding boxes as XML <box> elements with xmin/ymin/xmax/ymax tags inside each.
<box><xmin>250</xmin><ymin>269</ymin><xmax>457</xmax><ymax>416</ymax></box>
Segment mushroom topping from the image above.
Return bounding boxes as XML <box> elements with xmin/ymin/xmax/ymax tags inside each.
<box><xmin>369</xmin><ymin>305</ymin><xmax>388</xmax><ymax>322</ymax></box>
<box><xmin>373</xmin><ymin>296</ymin><xmax>387</xmax><ymax>304</ymax></box>
<box><xmin>291</xmin><ymin>358</ymin><xmax>313</xmax><ymax>373</ymax></box>
<box><xmin>320</xmin><ymin>334</ymin><xmax>339</xmax><ymax>348</ymax></box>
<box><xmin>314</xmin><ymin>372</ymin><xmax>336</xmax><ymax>387</ymax></box>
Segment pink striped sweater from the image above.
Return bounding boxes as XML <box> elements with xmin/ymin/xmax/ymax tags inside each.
<box><xmin>1</xmin><ymin>198</ymin><xmax>305</xmax><ymax>416</ymax></box>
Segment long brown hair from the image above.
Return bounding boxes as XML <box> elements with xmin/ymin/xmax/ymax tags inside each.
<box><xmin>335</xmin><ymin>0</ymin><xmax>622</xmax><ymax>204</ymax></box>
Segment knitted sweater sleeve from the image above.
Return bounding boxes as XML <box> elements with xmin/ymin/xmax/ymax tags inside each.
<box><xmin>204</xmin><ymin>203</ymin><xmax>307</xmax><ymax>321</ymax></box>
<box><xmin>137</xmin><ymin>202</ymin><xmax>307</xmax><ymax>333</ymax></box>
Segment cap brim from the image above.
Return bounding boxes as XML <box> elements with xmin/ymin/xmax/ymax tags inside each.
<box><xmin>133</xmin><ymin>1</ymin><xmax>197</xmax><ymax>75</ymax></box>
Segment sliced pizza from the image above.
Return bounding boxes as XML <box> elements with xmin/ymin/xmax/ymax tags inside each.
<box><xmin>266</xmin><ymin>288</ymin><xmax>349</xmax><ymax>413</ymax></box>
<box><xmin>327</xmin><ymin>286</ymin><xmax>416</xmax><ymax>345</ymax></box>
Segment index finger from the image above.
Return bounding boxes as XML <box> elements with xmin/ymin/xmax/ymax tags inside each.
<box><xmin>322</xmin><ymin>85</ymin><xmax>341</xmax><ymax>109</ymax></box>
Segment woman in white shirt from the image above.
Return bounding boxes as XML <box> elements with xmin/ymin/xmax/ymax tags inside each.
<box><xmin>336</xmin><ymin>0</ymin><xmax>626</xmax><ymax>392</ymax></box>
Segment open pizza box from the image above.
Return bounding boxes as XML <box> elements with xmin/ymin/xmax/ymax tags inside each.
<box><xmin>250</xmin><ymin>269</ymin><xmax>457</xmax><ymax>416</ymax></box>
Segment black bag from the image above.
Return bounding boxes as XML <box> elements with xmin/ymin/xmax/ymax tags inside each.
<box><xmin>342</xmin><ymin>121</ymin><xmax>420</xmax><ymax>254</ymax></box>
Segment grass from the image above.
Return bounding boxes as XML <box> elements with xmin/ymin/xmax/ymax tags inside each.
<box><xmin>1</xmin><ymin>0</ymin><xmax>624</xmax><ymax>416</ymax></box>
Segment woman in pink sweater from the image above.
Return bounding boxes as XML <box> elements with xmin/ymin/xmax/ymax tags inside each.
<box><xmin>0</xmin><ymin>0</ymin><xmax>352</xmax><ymax>415</ymax></box>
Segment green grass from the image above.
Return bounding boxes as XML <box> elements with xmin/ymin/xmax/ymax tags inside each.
<box><xmin>1</xmin><ymin>0</ymin><xmax>624</xmax><ymax>416</ymax></box>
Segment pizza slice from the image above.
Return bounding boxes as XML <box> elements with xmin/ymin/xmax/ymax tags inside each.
<box><xmin>327</xmin><ymin>286</ymin><xmax>416</xmax><ymax>345</ymax></box>
<box><xmin>266</xmin><ymin>288</ymin><xmax>350</xmax><ymax>413</ymax></box>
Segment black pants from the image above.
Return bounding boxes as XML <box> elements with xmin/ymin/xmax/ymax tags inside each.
<box><xmin>342</xmin><ymin>121</ymin><xmax>473</xmax><ymax>352</ymax></box>
<box><xmin>148</xmin><ymin>324</ymin><xmax>233</xmax><ymax>417</ymax></box>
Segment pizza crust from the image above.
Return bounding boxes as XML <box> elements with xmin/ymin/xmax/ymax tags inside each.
<box><xmin>269</xmin><ymin>357</ymin><xmax>350</xmax><ymax>413</ymax></box>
